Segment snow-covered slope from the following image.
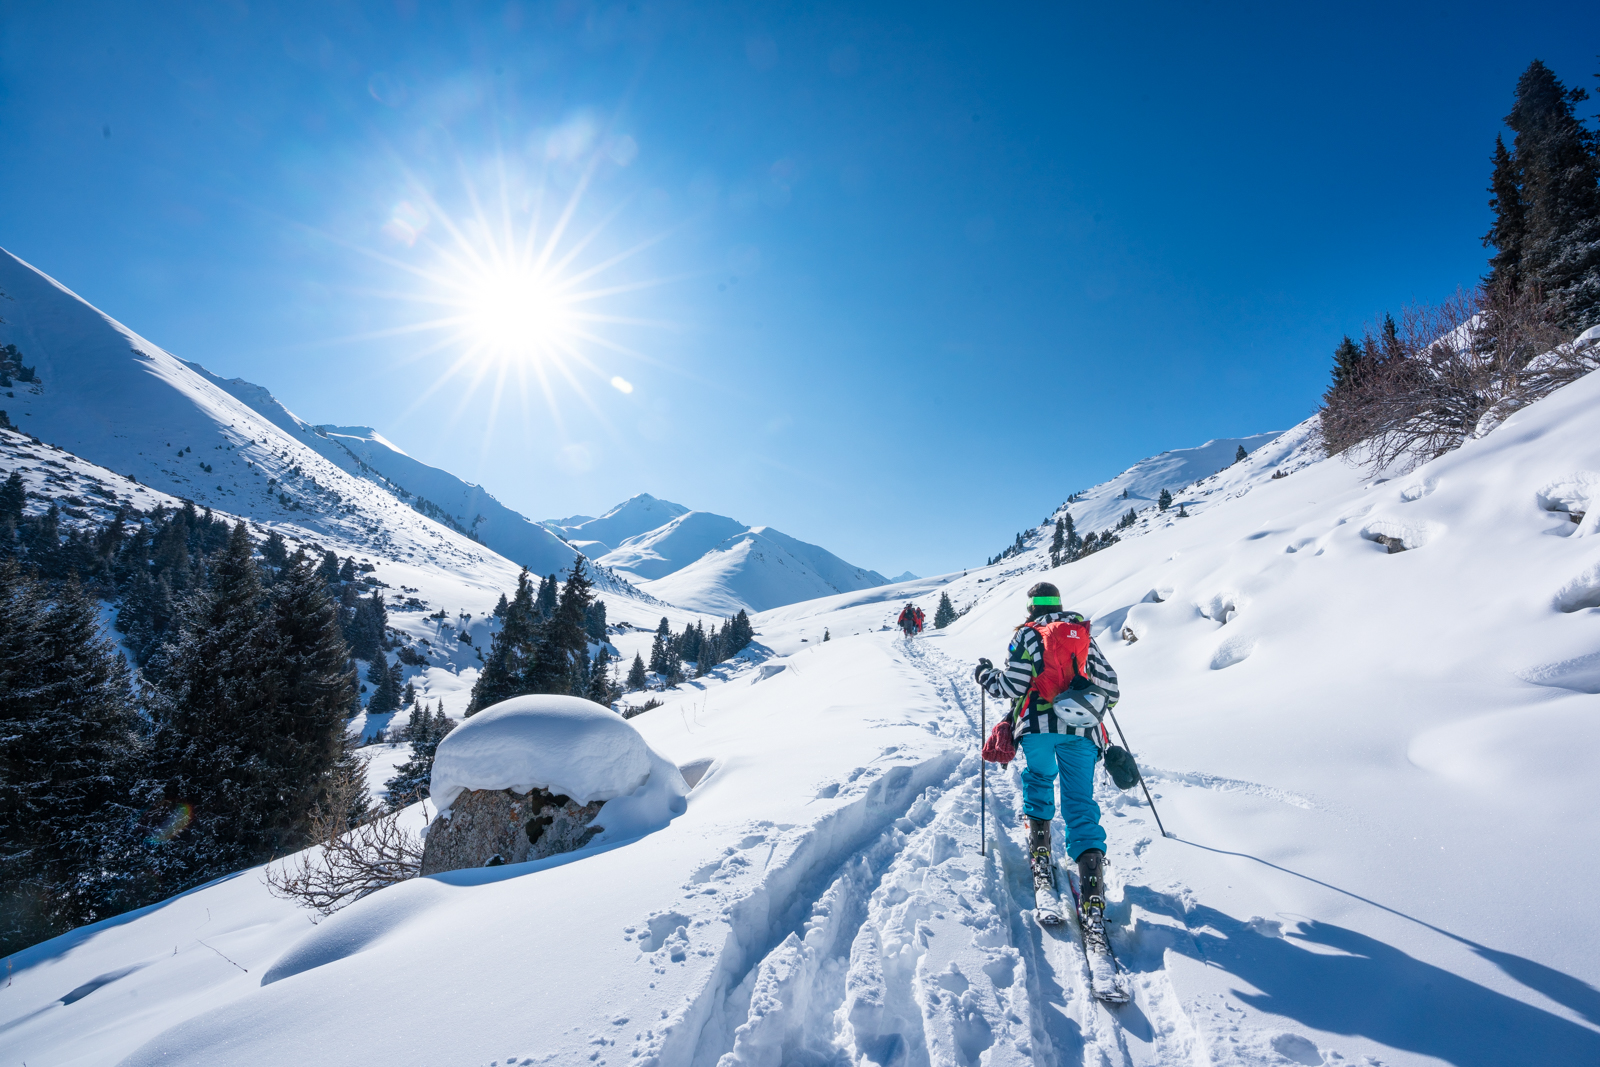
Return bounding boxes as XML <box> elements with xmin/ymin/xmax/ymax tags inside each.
<box><xmin>1061</xmin><ymin>430</ymin><xmax>1284</xmax><ymax>535</ymax></box>
<box><xmin>173</xmin><ymin>357</ymin><xmax>579</xmax><ymax>577</ymax></box>
<box><xmin>553</xmin><ymin>493</ymin><xmax>691</xmax><ymax>553</ymax></box>
<box><xmin>638</xmin><ymin>523</ymin><xmax>892</xmax><ymax>614</ymax></box>
<box><xmin>13</xmin><ymin>368</ymin><xmax>1599</xmax><ymax>1067</ymax></box>
<box><xmin>317</xmin><ymin>425</ymin><xmax>578</xmax><ymax>576</ymax></box>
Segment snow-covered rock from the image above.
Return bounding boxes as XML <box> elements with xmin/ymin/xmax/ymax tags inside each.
<box><xmin>420</xmin><ymin>788</ymin><xmax>605</xmax><ymax>874</ymax></box>
<box><xmin>427</xmin><ymin>695</ymin><xmax>689</xmax><ymax>860</ymax></box>
<box><xmin>429</xmin><ymin>695</ymin><xmax>656</xmax><ymax>813</ymax></box>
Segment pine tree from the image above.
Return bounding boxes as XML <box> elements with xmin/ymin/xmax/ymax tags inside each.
<box><xmin>1235</xmin><ymin>445</ymin><xmax>1248</xmax><ymax>463</ymax></box>
<box><xmin>1484</xmin><ymin>135</ymin><xmax>1528</xmax><ymax>291</ymax></box>
<box><xmin>385</xmin><ymin>701</ymin><xmax>455</xmax><ymax>804</ymax></box>
<box><xmin>254</xmin><ymin>554</ymin><xmax>361</xmax><ymax>845</ymax></box>
<box><xmin>1158</xmin><ymin>489</ymin><xmax>1173</xmax><ymax>512</ymax></box>
<box><xmin>260</xmin><ymin>530</ymin><xmax>288</xmax><ymax>571</ymax></box>
<box><xmin>0</xmin><ymin>565</ymin><xmax>144</xmax><ymax>955</ymax></box>
<box><xmin>648</xmin><ymin>631</ymin><xmax>670</xmax><ymax>675</ymax></box>
<box><xmin>697</xmin><ymin>630</ymin><xmax>722</xmax><ymax>676</ymax></box>
<box><xmin>822</xmin><ymin>628</ymin><xmax>830</xmax><ymax>642</ymax></box>
<box><xmin>368</xmin><ymin>654</ymin><xmax>400</xmax><ymax>714</ymax></box>
<box><xmin>1503</xmin><ymin>60</ymin><xmax>1600</xmax><ymax>328</ymax></box>
<box><xmin>626</xmin><ymin>652</ymin><xmax>648</xmax><ymax>690</ymax></box>
<box><xmin>534</xmin><ymin>573</ymin><xmax>558</xmax><ymax>619</ymax></box>
<box><xmin>584</xmin><ymin>598</ymin><xmax>607</xmax><ymax>642</ymax></box>
<box><xmin>934</xmin><ymin>591</ymin><xmax>957</xmax><ymax>629</ymax></box>
<box><xmin>316</xmin><ymin>549</ymin><xmax>341</xmax><ymax>586</ymax></box>
<box><xmin>143</xmin><ymin>522</ymin><xmax>272</xmax><ymax>890</ymax></box>
<box><xmin>1049</xmin><ymin>517</ymin><xmax>1066</xmax><ymax>566</ymax></box>
<box><xmin>0</xmin><ymin>472</ymin><xmax>25</xmax><ymax>523</ymax></box>
<box><xmin>728</xmin><ymin>610</ymin><xmax>754</xmax><ymax>654</ymax></box>
<box><xmin>338</xmin><ymin>557</ymin><xmax>357</xmax><ymax>583</ymax></box>
<box><xmin>587</xmin><ymin>645</ymin><xmax>616</xmax><ymax>705</ymax></box>
<box><xmin>467</xmin><ymin>568</ymin><xmax>540</xmax><ymax>714</ymax></box>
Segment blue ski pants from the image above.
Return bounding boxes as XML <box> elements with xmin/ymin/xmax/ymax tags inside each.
<box><xmin>1018</xmin><ymin>732</ymin><xmax>1106</xmax><ymax>860</ymax></box>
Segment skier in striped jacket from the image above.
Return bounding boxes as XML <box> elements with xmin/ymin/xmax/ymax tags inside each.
<box><xmin>973</xmin><ymin>581</ymin><xmax>1119</xmax><ymax>920</ymax></box>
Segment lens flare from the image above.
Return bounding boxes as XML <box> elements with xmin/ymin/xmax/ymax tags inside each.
<box><xmin>145</xmin><ymin>802</ymin><xmax>194</xmax><ymax>845</ymax></box>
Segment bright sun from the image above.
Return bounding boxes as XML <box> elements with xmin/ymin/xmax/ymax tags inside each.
<box><xmin>358</xmin><ymin>154</ymin><xmax>678</xmax><ymax>436</ymax></box>
<box><xmin>466</xmin><ymin>270</ymin><xmax>573</xmax><ymax>355</ymax></box>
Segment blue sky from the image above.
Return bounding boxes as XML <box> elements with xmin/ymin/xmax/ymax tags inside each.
<box><xmin>1</xmin><ymin>1</ymin><xmax>1596</xmax><ymax>576</ymax></box>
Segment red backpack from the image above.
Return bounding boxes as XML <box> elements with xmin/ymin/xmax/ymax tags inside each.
<box><xmin>980</xmin><ymin>616</ymin><xmax>1093</xmax><ymax>765</ymax></box>
<box><xmin>1022</xmin><ymin>618</ymin><xmax>1092</xmax><ymax>703</ymax></box>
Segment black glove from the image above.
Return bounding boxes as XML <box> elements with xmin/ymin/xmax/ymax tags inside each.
<box><xmin>973</xmin><ymin>657</ymin><xmax>993</xmax><ymax>684</ymax></box>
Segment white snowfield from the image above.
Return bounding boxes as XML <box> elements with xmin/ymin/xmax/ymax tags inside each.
<box><xmin>7</xmin><ymin>364</ymin><xmax>1600</xmax><ymax>1063</ymax></box>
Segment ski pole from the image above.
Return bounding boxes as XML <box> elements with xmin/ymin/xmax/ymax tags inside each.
<box><xmin>979</xmin><ymin>688</ymin><xmax>987</xmax><ymax>856</ymax></box>
<box><xmin>1107</xmin><ymin>707</ymin><xmax>1168</xmax><ymax>838</ymax></box>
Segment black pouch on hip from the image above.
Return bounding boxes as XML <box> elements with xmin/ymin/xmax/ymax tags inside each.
<box><xmin>1103</xmin><ymin>745</ymin><xmax>1141</xmax><ymax>790</ymax></box>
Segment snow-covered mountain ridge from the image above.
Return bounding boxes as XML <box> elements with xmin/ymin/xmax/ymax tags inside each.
<box><xmin>549</xmin><ymin>494</ymin><xmax>894</xmax><ymax>614</ymax></box>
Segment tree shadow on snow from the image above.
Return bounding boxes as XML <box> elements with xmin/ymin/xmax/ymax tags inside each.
<box><xmin>1122</xmin><ymin>881</ymin><xmax>1600</xmax><ymax>1066</ymax></box>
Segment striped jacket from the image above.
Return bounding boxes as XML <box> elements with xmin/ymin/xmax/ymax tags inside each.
<box><xmin>978</xmin><ymin>611</ymin><xmax>1120</xmax><ymax>737</ymax></box>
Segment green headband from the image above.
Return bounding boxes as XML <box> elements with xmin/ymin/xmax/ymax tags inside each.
<box><xmin>1030</xmin><ymin>595</ymin><xmax>1061</xmax><ymax>607</ymax></box>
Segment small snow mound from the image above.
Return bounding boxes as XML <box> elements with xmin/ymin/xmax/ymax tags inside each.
<box><xmin>1535</xmin><ymin>471</ymin><xmax>1599</xmax><ymax>523</ymax></box>
<box><xmin>1198</xmin><ymin>591</ymin><xmax>1245</xmax><ymax>624</ymax></box>
<box><xmin>1554</xmin><ymin>562</ymin><xmax>1600</xmax><ymax>613</ymax></box>
<box><xmin>1515</xmin><ymin>650</ymin><xmax>1600</xmax><ymax>693</ymax></box>
<box><xmin>1270</xmin><ymin>1032</ymin><xmax>1322</xmax><ymax>1065</ymax></box>
<box><xmin>1360</xmin><ymin>518</ymin><xmax>1442</xmax><ymax>552</ymax></box>
<box><xmin>1399</xmin><ymin>479</ymin><xmax>1437</xmax><ymax>502</ymax></box>
<box><xmin>1210</xmin><ymin>634</ymin><xmax>1256</xmax><ymax>670</ymax></box>
<box><xmin>429</xmin><ymin>695</ymin><xmax>651</xmax><ymax>814</ymax></box>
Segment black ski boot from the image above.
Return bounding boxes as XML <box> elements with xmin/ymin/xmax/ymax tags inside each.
<box><xmin>1028</xmin><ymin>818</ymin><xmax>1055</xmax><ymax>893</ymax></box>
<box><xmin>1077</xmin><ymin>848</ymin><xmax>1107</xmax><ymax>936</ymax></box>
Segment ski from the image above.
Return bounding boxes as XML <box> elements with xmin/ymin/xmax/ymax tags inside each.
<box><xmin>1065</xmin><ymin>868</ymin><xmax>1132</xmax><ymax>1004</ymax></box>
<box><xmin>1033</xmin><ymin>873</ymin><xmax>1066</xmax><ymax>926</ymax></box>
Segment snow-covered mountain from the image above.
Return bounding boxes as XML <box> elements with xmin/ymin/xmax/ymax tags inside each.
<box><xmin>549</xmin><ymin>493</ymin><xmax>691</xmax><ymax>554</ymax></box>
<box><xmin>15</xmin><ymin>363</ymin><xmax>1599</xmax><ymax>1067</ymax></box>
<box><xmin>567</xmin><ymin>499</ymin><xmax>894</xmax><ymax>614</ymax></box>
<box><xmin>639</xmin><ymin>523</ymin><xmax>893</xmax><ymax>614</ymax></box>
<box><xmin>596</xmin><ymin>509</ymin><xmax>752</xmax><ymax>579</ymax></box>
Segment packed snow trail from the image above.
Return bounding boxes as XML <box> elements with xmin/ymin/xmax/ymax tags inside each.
<box><xmin>709</xmin><ymin>634</ymin><xmax>1206</xmax><ymax>1067</ymax></box>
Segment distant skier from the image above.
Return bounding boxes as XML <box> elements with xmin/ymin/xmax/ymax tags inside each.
<box><xmin>897</xmin><ymin>603</ymin><xmax>920</xmax><ymax>638</ymax></box>
<box><xmin>973</xmin><ymin>581</ymin><xmax>1119</xmax><ymax>929</ymax></box>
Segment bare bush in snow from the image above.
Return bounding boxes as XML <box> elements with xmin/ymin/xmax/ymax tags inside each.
<box><xmin>1320</xmin><ymin>285</ymin><xmax>1598</xmax><ymax>472</ymax></box>
<box><xmin>264</xmin><ymin>772</ymin><xmax>423</xmax><ymax>917</ymax></box>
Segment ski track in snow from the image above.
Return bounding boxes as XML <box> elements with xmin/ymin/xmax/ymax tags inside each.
<box><xmin>696</xmin><ymin>636</ymin><xmax>1213</xmax><ymax>1067</ymax></box>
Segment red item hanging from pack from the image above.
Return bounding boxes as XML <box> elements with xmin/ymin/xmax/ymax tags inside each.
<box><xmin>982</xmin><ymin>719</ymin><xmax>1016</xmax><ymax>764</ymax></box>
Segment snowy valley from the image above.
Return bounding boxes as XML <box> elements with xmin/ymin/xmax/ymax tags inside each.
<box><xmin>4</xmin><ymin>244</ymin><xmax>1600</xmax><ymax>1067</ymax></box>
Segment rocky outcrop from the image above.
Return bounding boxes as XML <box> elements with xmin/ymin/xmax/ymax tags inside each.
<box><xmin>420</xmin><ymin>787</ymin><xmax>604</xmax><ymax>875</ymax></box>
